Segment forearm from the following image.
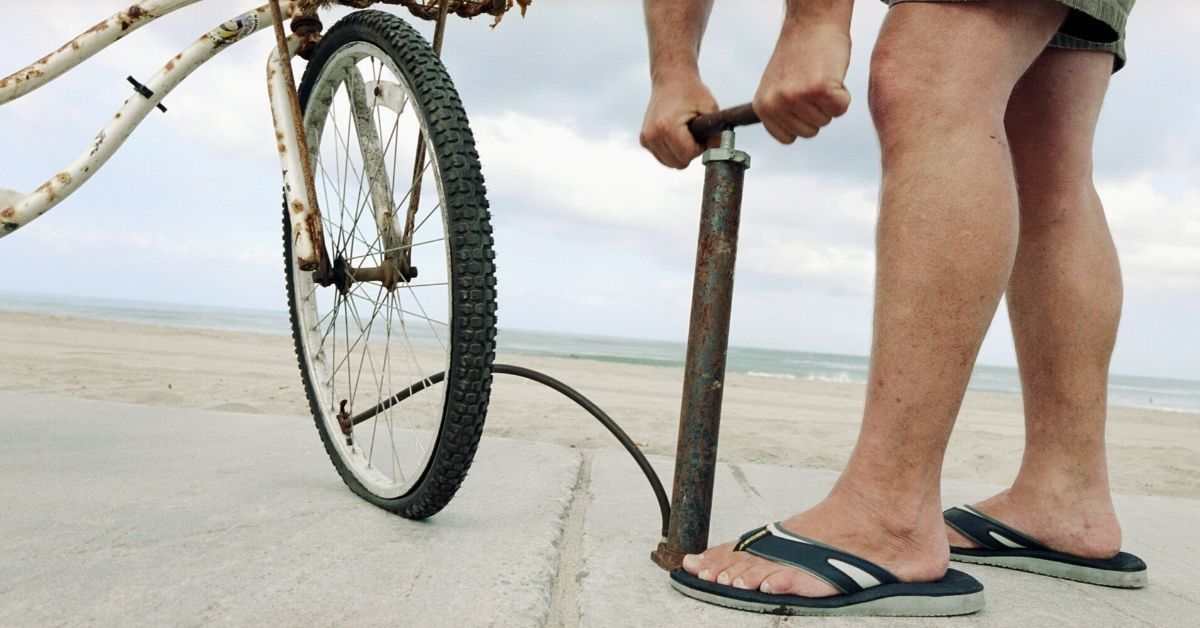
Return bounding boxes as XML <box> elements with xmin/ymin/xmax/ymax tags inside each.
<box><xmin>643</xmin><ymin>0</ymin><xmax>714</xmax><ymax>86</ymax></box>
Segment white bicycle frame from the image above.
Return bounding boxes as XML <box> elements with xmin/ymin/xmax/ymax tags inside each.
<box><xmin>0</xmin><ymin>0</ymin><xmax>329</xmax><ymax>271</ymax></box>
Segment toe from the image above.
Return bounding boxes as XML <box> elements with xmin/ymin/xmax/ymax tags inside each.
<box><xmin>687</xmin><ymin>541</ymin><xmax>739</xmax><ymax>581</ymax></box>
<box><xmin>715</xmin><ymin>555</ymin><xmax>759</xmax><ymax>587</ymax></box>
<box><xmin>728</xmin><ymin>558</ymin><xmax>779</xmax><ymax>591</ymax></box>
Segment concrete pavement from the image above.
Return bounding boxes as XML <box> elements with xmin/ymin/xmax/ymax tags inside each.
<box><xmin>2</xmin><ymin>393</ymin><xmax>1197</xmax><ymax>626</ymax></box>
<box><xmin>0</xmin><ymin>393</ymin><xmax>579</xmax><ymax>626</ymax></box>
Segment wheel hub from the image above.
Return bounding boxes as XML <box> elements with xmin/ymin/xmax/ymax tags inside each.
<box><xmin>329</xmin><ymin>254</ymin><xmax>417</xmax><ymax>294</ymax></box>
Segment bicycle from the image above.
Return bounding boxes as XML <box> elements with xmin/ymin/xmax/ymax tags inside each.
<box><xmin>1</xmin><ymin>0</ymin><xmax>514</xmax><ymax>519</ymax></box>
<box><xmin>1</xmin><ymin>0</ymin><xmax>765</xmax><ymax>573</ymax></box>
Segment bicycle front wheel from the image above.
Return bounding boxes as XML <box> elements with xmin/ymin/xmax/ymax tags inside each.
<box><xmin>284</xmin><ymin>10</ymin><xmax>496</xmax><ymax>519</ymax></box>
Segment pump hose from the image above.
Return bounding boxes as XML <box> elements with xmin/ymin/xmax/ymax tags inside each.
<box><xmin>353</xmin><ymin>363</ymin><xmax>672</xmax><ymax>536</ymax></box>
<box><xmin>493</xmin><ymin>364</ymin><xmax>670</xmax><ymax>537</ymax></box>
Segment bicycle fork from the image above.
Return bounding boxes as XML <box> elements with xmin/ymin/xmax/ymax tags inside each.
<box><xmin>267</xmin><ymin>0</ymin><xmax>450</xmax><ymax>291</ymax></box>
<box><xmin>652</xmin><ymin>129</ymin><xmax>750</xmax><ymax>570</ymax></box>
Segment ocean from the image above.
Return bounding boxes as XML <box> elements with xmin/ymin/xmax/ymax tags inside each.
<box><xmin>3</xmin><ymin>290</ymin><xmax>1198</xmax><ymax>414</ymax></box>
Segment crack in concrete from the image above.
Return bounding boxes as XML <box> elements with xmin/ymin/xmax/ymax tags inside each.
<box><xmin>729</xmin><ymin>462</ymin><xmax>773</xmax><ymax>523</ymax></box>
<box><xmin>544</xmin><ymin>452</ymin><xmax>592</xmax><ymax>627</ymax></box>
<box><xmin>1155</xmin><ymin>585</ymin><xmax>1200</xmax><ymax>607</ymax></box>
<box><xmin>1065</xmin><ymin>579</ymin><xmax>1156</xmax><ymax>626</ymax></box>
<box><xmin>728</xmin><ymin>463</ymin><xmax>763</xmax><ymax>501</ymax></box>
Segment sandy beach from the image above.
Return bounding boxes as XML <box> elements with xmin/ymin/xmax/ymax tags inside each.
<box><xmin>2</xmin><ymin>307</ymin><xmax>1197</xmax><ymax>499</ymax></box>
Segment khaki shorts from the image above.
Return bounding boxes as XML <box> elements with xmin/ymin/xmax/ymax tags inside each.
<box><xmin>883</xmin><ymin>0</ymin><xmax>1135</xmax><ymax>71</ymax></box>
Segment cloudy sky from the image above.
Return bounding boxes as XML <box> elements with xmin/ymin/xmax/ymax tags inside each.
<box><xmin>0</xmin><ymin>1</ymin><xmax>1196</xmax><ymax>381</ymax></box>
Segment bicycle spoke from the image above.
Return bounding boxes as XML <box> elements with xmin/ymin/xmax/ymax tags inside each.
<box><xmin>398</xmin><ymin>282</ymin><xmax>446</xmax><ymax>351</ymax></box>
<box><xmin>328</xmin><ymin>96</ymin><xmax>354</xmax><ymax>255</ymax></box>
<box><xmin>410</xmin><ymin>200</ymin><xmax>442</xmax><ymax>238</ymax></box>
<box><xmin>392</xmin><ymin>290</ymin><xmax>434</xmax><ymax>461</ymax></box>
<box><xmin>343</xmin><ymin>283</ymin><xmax>383</xmax><ymax>415</ymax></box>
<box><xmin>325</xmin><ymin>287</ymin><xmax>389</xmax><ymax>385</ymax></box>
<box><xmin>396</xmin><ymin>294</ymin><xmax>430</xmax><ymax>463</ymax></box>
<box><xmin>342</xmin><ymin>235</ymin><xmax>445</xmax><ymax>263</ymax></box>
<box><xmin>315</xmin><ymin>157</ymin><xmax>342</xmax><ymax>255</ymax></box>
<box><xmin>345</xmin><ymin>286</ymin><xmax>388</xmax><ymax>468</ymax></box>
<box><xmin>317</xmin><ymin>145</ymin><xmax>377</xmax><ymax>258</ymax></box>
<box><xmin>403</xmin><ymin>282</ymin><xmax>449</xmax><ymax>289</ymax></box>
<box><xmin>397</xmin><ymin>307</ymin><xmax>448</xmax><ymax>328</ymax></box>
<box><xmin>322</xmin><ymin>210</ymin><xmax>375</xmax><ymax>254</ymax></box>
<box><xmin>393</xmin><ymin>159</ymin><xmax>434</xmax><ymax>223</ymax></box>
<box><xmin>381</xmin><ymin>289</ymin><xmax>410</xmax><ymax>482</ymax></box>
<box><xmin>316</xmin><ymin>291</ymin><xmax>342</xmax><ymax>363</ymax></box>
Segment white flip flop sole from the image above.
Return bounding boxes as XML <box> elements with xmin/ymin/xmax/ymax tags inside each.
<box><xmin>951</xmin><ymin>551</ymin><xmax>1149</xmax><ymax>588</ymax></box>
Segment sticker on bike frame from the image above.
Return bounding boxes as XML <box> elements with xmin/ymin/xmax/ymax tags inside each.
<box><xmin>207</xmin><ymin>12</ymin><xmax>260</xmax><ymax>46</ymax></box>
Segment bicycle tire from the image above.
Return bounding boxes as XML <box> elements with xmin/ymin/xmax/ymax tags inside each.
<box><xmin>283</xmin><ymin>9</ymin><xmax>496</xmax><ymax>519</ymax></box>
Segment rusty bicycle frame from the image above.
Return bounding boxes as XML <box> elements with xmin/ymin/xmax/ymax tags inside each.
<box><xmin>0</xmin><ymin>1</ymin><xmax>319</xmax><ymax>267</ymax></box>
<box><xmin>0</xmin><ymin>0</ymin><xmax>464</xmax><ymax>286</ymax></box>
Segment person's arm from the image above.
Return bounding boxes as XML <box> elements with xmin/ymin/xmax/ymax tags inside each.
<box><xmin>639</xmin><ymin>0</ymin><xmax>719</xmax><ymax>169</ymax></box>
<box><xmin>754</xmin><ymin>0</ymin><xmax>854</xmax><ymax>144</ymax></box>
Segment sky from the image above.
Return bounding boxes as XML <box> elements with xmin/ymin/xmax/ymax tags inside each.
<box><xmin>0</xmin><ymin>1</ymin><xmax>1197</xmax><ymax>381</ymax></box>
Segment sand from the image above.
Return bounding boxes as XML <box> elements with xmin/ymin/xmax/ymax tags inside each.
<box><xmin>2</xmin><ymin>308</ymin><xmax>1197</xmax><ymax>499</ymax></box>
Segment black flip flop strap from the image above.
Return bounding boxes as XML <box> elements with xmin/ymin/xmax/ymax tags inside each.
<box><xmin>944</xmin><ymin>506</ymin><xmax>1048</xmax><ymax>551</ymax></box>
<box><xmin>734</xmin><ymin>524</ymin><xmax>899</xmax><ymax>595</ymax></box>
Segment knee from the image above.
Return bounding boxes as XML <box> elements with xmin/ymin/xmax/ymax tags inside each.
<box><xmin>867</xmin><ymin>41</ymin><xmax>1005</xmax><ymax>140</ymax></box>
<box><xmin>866</xmin><ymin>44</ymin><xmax>921</xmax><ymax>134</ymax></box>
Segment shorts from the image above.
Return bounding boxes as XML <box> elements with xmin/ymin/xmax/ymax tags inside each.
<box><xmin>882</xmin><ymin>0</ymin><xmax>1135</xmax><ymax>72</ymax></box>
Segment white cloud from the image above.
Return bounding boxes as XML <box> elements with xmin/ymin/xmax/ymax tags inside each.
<box><xmin>737</xmin><ymin>174</ymin><xmax>878</xmax><ymax>293</ymax></box>
<box><xmin>1103</xmin><ymin>177</ymin><xmax>1200</xmax><ymax>295</ymax></box>
<box><xmin>473</xmin><ymin>111</ymin><xmax>701</xmax><ymax>232</ymax></box>
<box><xmin>475</xmin><ymin>111</ymin><xmax>882</xmax><ymax>295</ymax></box>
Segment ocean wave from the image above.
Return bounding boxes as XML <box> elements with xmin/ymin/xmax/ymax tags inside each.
<box><xmin>781</xmin><ymin>359</ymin><xmax>868</xmax><ymax>370</ymax></box>
<box><xmin>746</xmin><ymin>371</ymin><xmax>797</xmax><ymax>380</ymax></box>
<box><xmin>1107</xmin><ymin>383</ymin><xmax>1200</xmax><ymax>397</ymax></box>
<box><xmin>746</xmin><ymin>371</ymin><xmax>859</xmax><ymax>384</ymax></box>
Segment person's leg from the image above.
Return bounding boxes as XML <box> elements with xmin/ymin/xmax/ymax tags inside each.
<box><xmin>946</xmin><ymin>47</ymin><xmax>1123</xmax><ymax>558</ymax></box>
<box><xmin>683</xmin><ymin>0</ymin><xmax>1068</xmax><ymax>597</ymax></box>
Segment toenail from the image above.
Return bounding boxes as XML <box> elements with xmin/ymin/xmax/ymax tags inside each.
<box><xmin>682</xmin><ymin>554</ymin><xmax>699</xmax><ymax>570</ymax></box>
<box><xmin>760</xmin><ymin>581</ymin><xmax>774</xmax><ymax>595</ymax></box>
<box><xmin>699</xmin><ymin>569</ymin><xmax>710</xmax><ymax>580</ymax></box>
<box><xmin>733</xmin><ymin>578</ymin><xmax>746</xmax><ymax>589</ymax></box>
<box><xmin>716</xmin><ymin>572</ymin><xmax>730</xmax><ymax>585</ymax></box>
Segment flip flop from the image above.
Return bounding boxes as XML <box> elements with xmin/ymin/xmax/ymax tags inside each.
<box><xmin>669</xmin><ymin>522</ymin><xmax>985</xmax><ymax>617</ymax></box>
<box><xmin>944</xmin><ymin>505</ymin><xmax>1148</xmax><ymax>588</ymax></box>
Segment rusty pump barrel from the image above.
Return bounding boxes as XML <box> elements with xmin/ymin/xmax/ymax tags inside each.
<box><xmin>651</xmin><ymin>104</ymin><xmax>760</xmax><ymax>570</ymax></box>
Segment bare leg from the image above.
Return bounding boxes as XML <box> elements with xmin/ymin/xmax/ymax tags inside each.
<box><xmin>683</xmin><ymin>0</ymin><xmax>1069</xmax><ymax>597</ymax></box>
<box><xmin>946</xmin><ymin>47</ymin><xmax>1123</xmax><ymax>559</ymax></box>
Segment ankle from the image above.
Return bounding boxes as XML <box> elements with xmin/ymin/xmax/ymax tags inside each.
<box><xmin>826</xmin><ymin>476</ymin><xmax>945</xmax><ymax>542</ymax></box>
<box><xmin>1010</xmin><ymin>466</ymin><xmax>1114</xmax><ymax>504</ymax></box>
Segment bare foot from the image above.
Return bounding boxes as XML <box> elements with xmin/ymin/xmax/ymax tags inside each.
<box><xmin>682</xmin><ymin>487</ymin><xmax>949</xmax><ymax>597</ymax></box>
<box><xmin>946</xmin><ymin>485</ymin><xmax>1122</xmax><ymax>559</ymax></box>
